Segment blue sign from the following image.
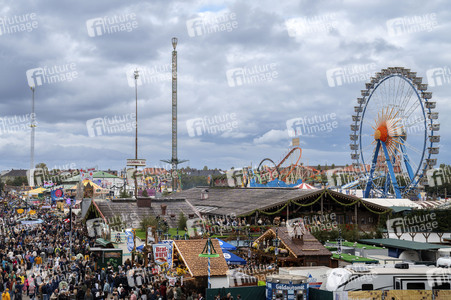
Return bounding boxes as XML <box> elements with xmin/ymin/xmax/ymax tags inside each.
<box><xmin>125</xmin><ymin>229</ymin><xmax>134</xmax><ymax>252</ymax></box>
<box><xmin>162</xmin><ymin>240</ymin><xmax>174</xmax><ymax>268</ymax></box>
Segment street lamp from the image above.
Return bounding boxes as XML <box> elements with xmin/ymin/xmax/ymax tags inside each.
<box><xmin>174</xmin><ymin>227</ymin><xmax>181</xmax><ymax>240</ymax></box>
<box><xmin>29</xmin><ymin>86</ymin><xmax>36</xmax><ymax>192</ymax></box>
<box><xmin>156</xmin><ymin>219</ymin><xmax>163</xmax><ymax>241</ymax></box>
<box><xmin>272</xmin><ymin>228</ymin><xmax>280</xmax><ymax>269</ymax></box>
<box><xmin>134</xmin><ymin>70</ymin><xmax>139</xmax><ymax>199</ymax></box>
<box><xmin>163</xmin><ymin>232</ymin><xmax>171</xmax><ymax>240</ymax></box>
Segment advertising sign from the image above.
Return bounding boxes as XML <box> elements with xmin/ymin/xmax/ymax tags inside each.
<box><xmin>127</xmin><ymin>159</ymin><xmax>146</xmax><ymax>166</ymax></box>
<box><xmin>152</xmin><ymin>240</ymin><xmax>173</xmax><ymax>267</ymax></box>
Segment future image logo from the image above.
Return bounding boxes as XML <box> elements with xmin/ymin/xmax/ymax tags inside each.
<box><xmin>186</xmin><ymin>12</ymin><xmax>238</xmax><ymax>37</ymax></box>
<box><xmin>186</xmin><ymin>113</ymin><xmax>238</xmax><ymax>137</ymax></box>
<box><xmin>86</xmin><ymin>13</ymin><xmax>138</xmax><ymax>37</ymax></box>
<box><xmin>26</xmin><ymin>63</ymin><xmax>78</xmax><ymax>87</ymax></box>
<box><xmin>426</xmin><ymin>67</ymin><xmax>451</xmax><ymax>87</ymax></box>
<box><xmin>286</xmin><ymin>113</ymin><xmax>338</xmax><ymax>137</ymax></box>
<box><xmin>386</xmin><ymin>13</ymin><xmax>438</xmax><ymax>37</ymax></box>
<box><xmin>226</xmin><ymin>63</ymin><xmax>278</xmax><ymax>87</ymax></box>
<box><xmin>86</xmin><ymin>113</ymin><xmax>136</xmax><ymax>137</ymax></box>
<box><xmin>426</xmin><ymin>167</ymin><xmax>451</xmax><ymax>187</ymax></box>
<box><xmin>326</xmin><ymin>63</ymin><xmax>377</xmax><ymax>87</ymax></box>
<box><xmin>285</xmin><ymin>13</ymin><xmax>337</xmax><ymax>37</ymax></box>
<box><xmin>0</xmin><ymin>13</ymin><xmax>38</xmax><ymax>36</ymax></box>
<box><xmin>0</xmin><ymin>113</ymin><xmax>36</xmax><ymax>135</ymax></box>
<box><xmin>125</xmin><ymin>64</ymin><xmax>172</xmax><ymax>87</ymax></box>
<box><xmin>386</xmin><ymin>214</ymin><xmax>438</xmax><ymax>235</ymax></box>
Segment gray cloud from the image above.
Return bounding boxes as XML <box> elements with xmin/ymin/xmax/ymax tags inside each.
<box><xmin>0</xmin><ymin>0</ymin><xmax>449</xmax><ymax>171</ymax></box>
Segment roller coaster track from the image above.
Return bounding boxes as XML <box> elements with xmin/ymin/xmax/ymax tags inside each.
<box><xmin>257</xmin><ymin>147</ymin><xmax>303</xmax><ymax>182</ymax></box>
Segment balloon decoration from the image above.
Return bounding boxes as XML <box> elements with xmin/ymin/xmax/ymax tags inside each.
<box><xmin>17</xmin><ymin>209</ymin><xmax>24</xmax><ymax>214</ymax></box>
<box><xmin>29</xmin><ymin>210</ymin><xmax>36</xmax><ymax>215</ymax></box>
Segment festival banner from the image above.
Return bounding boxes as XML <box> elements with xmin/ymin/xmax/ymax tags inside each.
<box><xmin>44</xmin><ymin>180</ymin><xmax>54</xmax><ymax>187</ymax></box>
<box><xmin>51</xmin><ymin>188</ymin><xmax>64</xmax><ymax>201</ymax></box>
<box><xmin>125</xmin><ymin>229</ymin><xmax>134</xmax><ymax>252</ymax></box>
<box><xmin>80</xmin><ymin>168</ymin><xmax>95</xmax><ymax>181</ymax></box>
<box><xmin>152</xmin><ymin>241</ymin><xmax>173</xmax><ymax>267</ymax></box>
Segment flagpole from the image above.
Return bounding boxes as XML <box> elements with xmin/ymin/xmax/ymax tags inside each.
<box><xmin>69</xmin><ymin>202</ymin><xmax>72</xmax><ymax>259</ymax></box>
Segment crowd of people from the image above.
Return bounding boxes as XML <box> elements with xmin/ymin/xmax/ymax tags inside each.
<box><xmin>0</xmin><ymin>198</ymin><xmax>206</xmax><ymax>300</ymax></box>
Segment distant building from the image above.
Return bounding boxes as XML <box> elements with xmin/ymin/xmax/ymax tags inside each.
<box><xmin>181</xmin><ymin>168</ymin><xmax>223</xmax><ymax>177</ymax></box>
<box><xmin>1</xmin><ymin>169</ymin><xmax>28</xmax><ymax>182</ymax></box>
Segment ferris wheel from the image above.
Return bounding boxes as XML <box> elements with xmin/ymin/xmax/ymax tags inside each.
<box><xmin>350</xmin><ymin>67</ymin><xmax>440</xmax><ymax>198</ymax></box>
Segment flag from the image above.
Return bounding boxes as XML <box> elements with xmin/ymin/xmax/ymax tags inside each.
<box><xmin>63</xmin><ymin>218</ymin><xmax>70</xmax><ymax>223</ymax></box>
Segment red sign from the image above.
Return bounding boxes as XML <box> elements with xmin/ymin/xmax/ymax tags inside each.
<box><xmin>153</xmin><ymin>245</ymin><xmax>168</xmax><ymax>265</ymax></box>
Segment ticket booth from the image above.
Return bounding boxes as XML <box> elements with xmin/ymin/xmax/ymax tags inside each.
<box><xmin>266</xmin><ymin>275</ymin><xmax>308</xmax><ymax>300</ymax></box>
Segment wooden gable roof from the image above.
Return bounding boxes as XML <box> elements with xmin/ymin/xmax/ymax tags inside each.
<box><xmin>255</xmin><ymin>227</ymin><xmax>331</xmax><ymax>258</ymax></box>
<box><xmin>173</xmin><ymin>239</ymin><xmax>229</xmax><ymax>277</ymax></box>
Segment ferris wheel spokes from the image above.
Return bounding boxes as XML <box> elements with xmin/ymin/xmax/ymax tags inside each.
<box><xmin>351</xmin><ymin>67</ymin><xmax>439</xmax><ymax>198</ymax></box>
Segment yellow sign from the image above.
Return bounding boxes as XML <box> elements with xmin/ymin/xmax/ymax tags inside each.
<box><xmin>29</xmin><ymin>210</ymin><xmax>36</xmax><ymax>215</ymax></box>
<box><xmin>17</xmin><ymin>209</ymin><xmax>24</xmax><ymax>214</ymax></box>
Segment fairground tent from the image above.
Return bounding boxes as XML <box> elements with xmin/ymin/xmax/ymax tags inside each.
<box><xmin>295</xmin><ymin>183</ymin><xmax>317</xmax><ymax>190</ymax></box>
<box><xmin>217</xmin><ymin>239</ymin><xmax>237</xmax><ymax>251</ymax></box>
<box><xmin>68</xmin><ymin>180</ymin><xmax>105</xmax><ymax>192</ymax></box>
<box><xmin>26</xmin><ymin>187</ymin><xmax>47</xmax><ymax>195</ymax></box>
<box><xmin>223</xmin><ymin>250</ymin><xmax>246</xmax><ymax>265</ymax></box>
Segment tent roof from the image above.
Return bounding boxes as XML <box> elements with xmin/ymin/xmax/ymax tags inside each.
<box><xmin>63</xmin><ymin>171</ymin><xmax>119</xmax><ymax>182</ymax></box>
<box><xmin>361</xmin><ymin>198</ymin><xmax>421</xmax><ymax>209</ymax></box>
<box><xmin>222</xmin><ymin>250</ymin><xmax>246</xmax><ymax>265</ymax></box>
<box><xmin>95</xmin><ymin>238</ymin><xmax>115</xmax><ymax>248</ymax></box>
<box><xmin>359</xmin><ymin>238</ymin><xmax>451</xmax><ymax>251</ymax></box>
<box><xmin>295</xmin><ymin>183</ymin><xmax>317</xmax><ymax>189</ymax></box>
<box><xmin>217</xmin><ymin>238</ymin><xmax>237</xmax><ymax>251</ymax></box>
<box><xmin>27</xmin><ymin>187</ymin><xmax>47</xmax><ymax>194</ymax></box>
<box><xmin>68</xmin><ymin>179</ymin><xmax>104</xmax><ymax>191</ymax></box>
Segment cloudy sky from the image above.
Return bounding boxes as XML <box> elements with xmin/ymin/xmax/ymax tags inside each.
<box><xmin>0</xmin><ymin>0</ymin><xmax>450</xmax><ymax>173</ymax></box>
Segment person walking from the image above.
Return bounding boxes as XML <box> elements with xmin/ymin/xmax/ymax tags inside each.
<box><xmin>1</xmin><ymin>289</ymin><xmax>10</xmax><ymax>300</ymax></box>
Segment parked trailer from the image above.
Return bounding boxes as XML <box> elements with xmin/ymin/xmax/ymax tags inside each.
<box><xmin>326</xmin><ymin>263</ymin><xmax>451</xmax><ymax>291</ymax></box>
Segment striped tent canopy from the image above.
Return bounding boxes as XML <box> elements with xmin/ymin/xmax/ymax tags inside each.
<box><xmin>295</xmin><ymin>183</ymin><xmax>317</xmax><ymax>190</ymax></box>
<box><xmin>416</xmin><ymin>199</ymin><xmax>449</xmax><ymax>209</ymax></box>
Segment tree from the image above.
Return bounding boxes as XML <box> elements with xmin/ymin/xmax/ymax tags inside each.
<box><xmin>8</xmin><ymin>176</ymin><xmax>28</xmax><ymax>187</ymax></box>
<box><xmin>35</xmin><ymin>162</ymin><xmax>47</xmax><ymax>170</ymax></box>
<box><xmin>317</xmin><ymin>164</ymin><xmax>321</xmax><ymax>171</ymax></box>
<box><xmin>331</xmin><ymin>164</ymin><xmax>335</xmax><ymax>169</ymax></box>
<box><xmin>119</xmin><ymin>189</ymin><xmax>129</xmax><ymax>198</ymax></box>
<box><xmin>140</xmin><ymin>216</ymin><xmax>168</xmax><ymax>232</ymax></box>
<box><xmin>178</xmin><ymin>212</ymin><xmax>187</xmax><ymax>231</ymax></box>
<box><xmin>142</xmin><ymin>189</ymin><xmax>149</xmax><ymax>197</ymax></box>
<box><xmin>140</xmin><ymin>216</ymin><xmax>158</xmax><ymax>231</ymax></box>
<box><xmin>203</xmin><ymin>166</ymin><xmax>208</xmax><ymax>171</ymax></box>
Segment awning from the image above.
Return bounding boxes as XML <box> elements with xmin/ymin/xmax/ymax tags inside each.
<box><xmin>217</xmin><ymin>239</ymin><xmax>237</xmax><ymax>251</ymax></box>
<box><xmin>95</xmin><ymin>238</ymin><xmax>115</xmax><ymax>248</ymax></box>
<box><xmin>20</xmin><ymin>219</ymin><xmax>44</xmax><ymax>225</ymax></box>
<box><xmin>223</xmin><ymin>250</ymin><xmax>246</xmax><ymax>265</ymax></box>
<box><xmin>390</xmin><ymin>206</ymin><xmax>412</xmax><ymax>213</ymax></box>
